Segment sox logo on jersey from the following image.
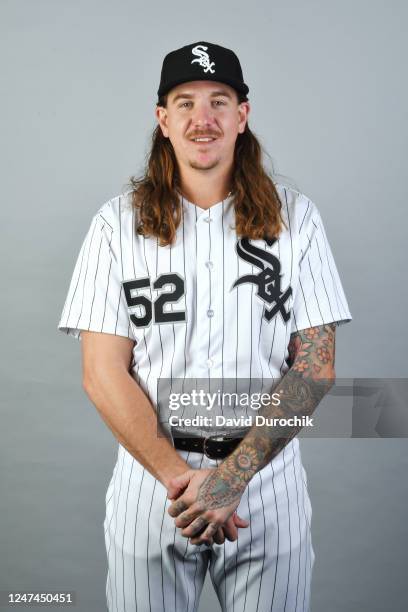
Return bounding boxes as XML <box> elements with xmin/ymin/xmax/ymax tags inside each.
<box><xmin>232</xmin><ymin>237</ymin><xmax>293</xmax><ymax>323</ymax></box>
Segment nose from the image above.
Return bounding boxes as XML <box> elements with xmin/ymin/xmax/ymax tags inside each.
<box><xmin>191</xmin><ymin>101</ymin><xmax>215</xmax><ymax>128</ymax></box>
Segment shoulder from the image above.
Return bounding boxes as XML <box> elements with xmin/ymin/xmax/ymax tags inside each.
<box><xmin>274</xmin><ymin>182</ymin><xmax>322</xmax><ymax>233</ymax></box>
<box><xmin>94</xmin><ymin>189</ymin><xmax>135</xmax><ymax>231</ymax></box>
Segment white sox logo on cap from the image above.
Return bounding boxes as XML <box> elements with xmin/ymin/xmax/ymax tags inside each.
<box><xmin>191</xmin><ymin>44</ymin><xmax>215</xmax><ymax>74</ymax></box>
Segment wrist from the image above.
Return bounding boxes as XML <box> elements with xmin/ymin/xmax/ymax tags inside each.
<box><xmin>216</xmin><ymin>462</ymin><xmax>251</xmax><ymax>495</ymax></box>
<box><xmin>220</xmin><ymin>438</ymin><xmax>267</xmax><ymax>486</ymax></box>
<box><xmin>159</xmin><ymin>462</ymin><xmax>190</xmax><ymax>489</ymax></box>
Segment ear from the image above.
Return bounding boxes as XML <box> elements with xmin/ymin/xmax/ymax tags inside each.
<box><xmin>237</xmin><ymin>101</ymin><xmax>250</xmax><ymax>134</ymax></box>
<box><xmin>155</xmin><ymin>106</ymin><xmax>169</xmax><ymax>138</ymax></box>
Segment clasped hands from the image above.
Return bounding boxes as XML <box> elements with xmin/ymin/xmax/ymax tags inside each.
<box><xmin>166</xmin><ymin>467</ymin><xmax>249</xmax><ymax>546</ymax></box>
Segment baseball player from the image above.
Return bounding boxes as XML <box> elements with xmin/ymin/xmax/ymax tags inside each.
<box><xmin>57</xmin><ymin>41</ymin><xmax>352</xmax><ymax>612</ymax></box>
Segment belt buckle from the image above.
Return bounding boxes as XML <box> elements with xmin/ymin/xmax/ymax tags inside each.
<box><xmin>203</xmin><ymin>433</ymin><xmax>228</xmax><ymax>459</ymax></box>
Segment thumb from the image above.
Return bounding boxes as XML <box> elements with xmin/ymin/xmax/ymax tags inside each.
<box><xmin>167</xmin><ymin>470</ymin><xmax>193</xmax><ymax>500</ymax></box>
<box><xmin>232</xmin><ymin>512</ymin><xmax>250</xmax><ymax>528</ymax></box>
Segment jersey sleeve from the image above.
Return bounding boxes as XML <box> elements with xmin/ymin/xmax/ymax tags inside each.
<box><xmin>290</xmin><ymin>198</ymin><xmax>352</xmax><ymax>333</ymax></box>
<box><xmin>57</xmin><ymin>205</ymin><xmax>135</xmax><ymax>342</ymax></box>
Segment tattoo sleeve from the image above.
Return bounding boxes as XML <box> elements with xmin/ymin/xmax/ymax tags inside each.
<box><xmin>198</xmin><ymin>323</ymin><xmax>337</xmax><ymax>507</ymax></box>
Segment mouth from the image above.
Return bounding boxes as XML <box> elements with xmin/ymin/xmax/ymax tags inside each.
<box><xmin>189</xmin><ymin>136</ymin><xmax>218</xmax><ymax>145</ymax></box>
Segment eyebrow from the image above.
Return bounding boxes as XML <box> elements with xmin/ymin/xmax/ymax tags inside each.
<box><xmin>171</xmin><ymin>89</ymin><xmax>233</xmax><ymax>104</ymax></box>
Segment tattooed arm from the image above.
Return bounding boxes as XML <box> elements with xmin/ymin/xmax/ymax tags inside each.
<box><xmin>168</xmin><ymin>322</ymin><xmax>336</xmax><ymax>544</ymax></box>
<box><xmin>210</xmin><ymin>322</ymin><xmax>336</xmax><ymax>481</ymax></box>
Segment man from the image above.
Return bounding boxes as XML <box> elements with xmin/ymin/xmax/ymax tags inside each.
<box><xmin>58</xmin><ymin>41</ymin><xmax>352</xmax><ymax>612</ymax></box>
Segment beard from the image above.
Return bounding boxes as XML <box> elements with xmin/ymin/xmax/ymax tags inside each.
<box><xmin>188</xmin><ymin>156</ymin><xmax>220</xmax><ymax>171</ymax></box>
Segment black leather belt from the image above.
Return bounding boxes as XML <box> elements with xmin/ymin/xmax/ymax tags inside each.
<box><xmin>174</xmin><ymin>434</ymin><xmax>243</xmax><ymax>459</ymax></box>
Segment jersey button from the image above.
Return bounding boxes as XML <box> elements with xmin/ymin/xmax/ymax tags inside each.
<box><xmin>207</xmin><ymin>309</ymin><xmax>214</xmax><ymax>318</ymax></box>
<box><xmin>205</xmin><ymin>260</ymin><xmax>213</xmax><ymax>269</ymax></box>
<box><xmin>203</xmin><ymin>217</ymin><xmax>213</xmax><ymax>223</ymax></box>
<box><xmin>206</xmin><ymin>358</ymin><xmax>214</xmax><ymax>368</ymax></box>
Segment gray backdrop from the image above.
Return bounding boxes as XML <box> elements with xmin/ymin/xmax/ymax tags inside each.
<box><xmin>1</xmin><ymin>0</ymin><xmax>407</xmax><ymax>610</ymax></box>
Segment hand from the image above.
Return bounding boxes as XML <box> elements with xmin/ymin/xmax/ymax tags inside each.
<box><xmin>167</xmin><ymin>468</ymin><xmax>248</xmax><ymax>545</ymax></box>
<box><xmin>214</xmin><ymin>511</ymin><xmax>249</xmax><ymax>545</ymax></box>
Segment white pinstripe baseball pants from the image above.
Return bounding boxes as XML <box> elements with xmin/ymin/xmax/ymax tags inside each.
<box><xmin>103</xmin><ymin>438</ymin><xmax>315</xmax><ymax>612</ymax></box>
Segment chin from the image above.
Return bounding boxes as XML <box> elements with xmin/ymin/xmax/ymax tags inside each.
<box><xmin>189</xmin><ymin>156</ymin><xmax>220</xmax><ymax>171</ymax></box>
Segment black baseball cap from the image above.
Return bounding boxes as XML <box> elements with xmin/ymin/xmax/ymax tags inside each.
<box><xmin>157</xmin><ymin>41</ymin><xmax>249</xmax><ymax>100</ymax></box>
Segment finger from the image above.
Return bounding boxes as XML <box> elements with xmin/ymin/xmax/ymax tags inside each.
<box><xmin>221</xmin><ymin>512</ymin><xmax>249</xmax><ymax>542</ymax></box>
<box><xmin>174</xmin><ymin>504</ymin><xmax>203</xmax><ymax>528</ymax></box>
<box><xmin>233</xmin><ymin>512</ymin><xmax>250</xmax><ymax>528</ymax></box>
<box><xmin>222</xmin><ymin>516</ymin><xmax>238</xmax><ymax>542</ymax></box>
<box><xmin>190</xmin><ymin>536</ymin><xmax>213</xmax><ymax>546</ymax></box>
<box><xmin>167</xmin><ymin>487</ymin><xmax>185</xmax><ymax>501</ymax></box>
<box><xmin>167</xmin><ymin>471</ymin><xmax>193</xmax><ymax>500</ymax></box>
<box><xmin>213</xmin><ymin>527</ymin><xmax>225</xmax><ymax>545</ymax></box>
<box><xmin>190</xmin><ymin>522</ymin><xmax>218</xmax><ymax>546</ymax></box>
<box><xmin>181</xmin><ymin>516</ymin><xmax>209</xmax><ymax>538</ymax></box>
<box><xmin>188</xmin><ymin>521</ymin><xmax>208</xmax><ymax>545</ymax></box>
<box><xmin>167</xmin><ymin>499</ymin><xmax>189</xmax><ymax>518</ymax></box>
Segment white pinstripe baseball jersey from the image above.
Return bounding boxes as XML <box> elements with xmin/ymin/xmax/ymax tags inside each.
<box><xmin>57</xmin><ymin>183</ymin><xmax>352</xmax><ymax>612</ymax></box>
<box><xmin>57</xmin><ymin>183</ymin><xmax>352</xmax><ymax>431</ymax></box>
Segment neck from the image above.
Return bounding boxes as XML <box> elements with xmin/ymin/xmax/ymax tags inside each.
<box><xmin>177</xmin><ymin>165</ymin><xmax>233</xmax><ymax>209</ymax></box>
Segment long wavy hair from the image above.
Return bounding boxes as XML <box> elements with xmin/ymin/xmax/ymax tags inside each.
<box><xmin>125</xmin><ymin>92</ymin><xmax>286</xmax><ymax>247</ymax></box>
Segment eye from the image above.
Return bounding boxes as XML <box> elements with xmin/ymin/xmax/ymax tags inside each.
<box><xmin>213</xmin><ymin>100</ymin><xmax>226</xmax><ymax>106</ymax></box>
<box><xmin>180</xmin><ymin>101</ymin><xmax>192</xmax><ymax>108</ymax></box>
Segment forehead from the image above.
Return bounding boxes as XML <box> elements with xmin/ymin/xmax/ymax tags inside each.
<box><xmin>168</xmin><ymin>80</ymin><xmax>237</xmax><ymax>102</ymax></box>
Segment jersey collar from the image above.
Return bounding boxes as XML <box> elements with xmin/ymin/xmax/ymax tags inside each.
<box><xmin>178</xmin><ymin>191</ymin><xmax>234</xmax><ymax>221</ymax></box>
